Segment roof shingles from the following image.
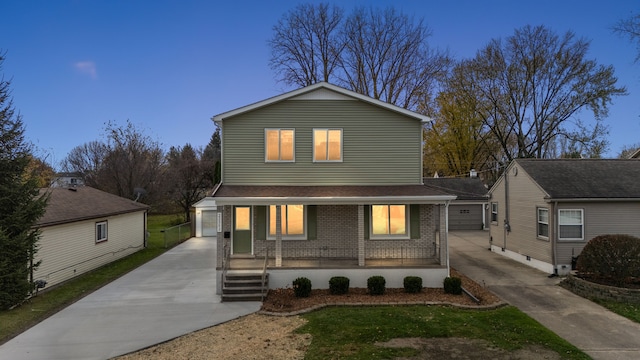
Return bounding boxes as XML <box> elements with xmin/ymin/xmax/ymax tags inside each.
<box><xmin>516</xmin><ymin>159</ymin><xmax>640</xmax><ymax>199</ymax></box>
<box><xmin>37</xmin><ymin>186</ymin><xmax>149</xmax><ymax>227</ymax></box>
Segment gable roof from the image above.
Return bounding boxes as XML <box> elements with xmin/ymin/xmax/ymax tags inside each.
<box><xmin>37</xmin><ymin>186</ymin><xmax>149</xmax><ymax>227</ymax></box>
<box><xmin>212</xmin><ymin>82</ymin><xmax>433</xmax><ymax>123</ymax></box>
<box><xmin>422</xmin><ymin>178</ymin><xmax>488</xmax><ymax>201</ymax></box>
<box><xmin>514</xmin><ymin>158</ymin><xmax>640</xmax><ymax>200</ymax></box>
<box><xmin>629</xmin><ymin>148</ymin><xmax>640</xmax><ymax>159</ymax></box>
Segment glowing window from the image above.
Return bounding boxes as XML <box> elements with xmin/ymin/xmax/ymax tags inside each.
<box><xmin>313</xmin><ymin>129</ymin><xmax>342</xmax><ymax>161</ymax></box>
<box><xmin>235</xmin><ymin>207</ymin><xmax>250</xmax><ymax>230</ymax></box>
<box><xmin>371</xmin><ymin>205</ymin><xmax>407</xmax><ymax>236</ymax></box>
<box><xmin>265</xmin><ymin>129</ymin><xmax>294</xmax><ymax>161</ymax></box>
<box><xmin>269</xmin><ymin>205</ymin><xmax>305</xmax><ymax>237</ymax></box>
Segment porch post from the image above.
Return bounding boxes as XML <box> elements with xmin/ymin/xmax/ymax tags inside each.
<box><xmin>275</xmin><ymin>205</ymin><xmax>282</xmax><ymax>267</ymax></box>
<box><xmin>358</xmin><ymin>205</ymin><xmax>365</xmax><ymax>266</ymax></box>
<box><xmin>440</xmin><ymin>201</ymin><xmax>450</xmax><ymax>274</ymax></box>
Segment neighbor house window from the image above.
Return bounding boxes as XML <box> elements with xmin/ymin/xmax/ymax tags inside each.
<box><xmin>537</xmin><ymin>208</ymin><xmax>549</xmax><ymax>238</ymax></box>
<box><xmin>268</xmin><ymin>205</ymin><xmax>305</xmax><ymax>238</ymax></box>
<box><xmin>313</xmin><ymin>129</ymin><xmax>342</xmax><ymax>161</ymax></box>
<box><xmin>96</xmin><ymin>221</ymin><xmax>108</xmax><ymax>243</ymax></box>
<box><xmin>491</xmin><ymin>202</ymin><xmax>498</xmax><ymax>223</ymax></box>
<box><xmin>265</xmin><ymin>129</ymin><xmax>294</xmax><ymax>162</ymax></box>
<box><xmin>371</xmin><ymin>205</ymin><xmax>407</xmax><ymax>237</ymax></box>
<box><xmin>558</xmin><ymin>209</ymin><xmax>584</xmax><ymax>240</ymax></box>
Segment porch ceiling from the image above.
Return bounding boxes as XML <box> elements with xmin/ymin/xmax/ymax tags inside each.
<box><xmin>213</xmin><ymin>185</ymin><xmax>456</xmax><ymax>205</ymax></box>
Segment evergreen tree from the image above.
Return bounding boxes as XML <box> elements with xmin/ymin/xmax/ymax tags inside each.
<box><xmin>0</xmin><ymin>52</ymin><xmax>48</xmax><ymax>309</ymax></box>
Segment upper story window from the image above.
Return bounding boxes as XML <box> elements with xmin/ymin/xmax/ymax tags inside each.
<box><xmin>371</xmin><ymin>205</ymin><xmax>407</xmax><ymax>238</ymax></box>
<box><xmin>96</xmin><ymin>221</ymin><xmax>108</xmax><ymax>243</ymax></box>
<box><xmin>558</xmin><ymin>209</ymin><xmax>584</xmax><ymax>241</ymax></box>
<box><xmin>313</xmin><ymin>129</ymin><xmax>342</xmax><ymax>162</ymax></box>
<box><xmin>265</xmin><ymin>129</ymin><xmax>294</xmax><ymax>162</ymax></box>
<box><xmin>537</xmin><ymin>207</ymin><xmax>549</xmax><ymax>238</ymax></box>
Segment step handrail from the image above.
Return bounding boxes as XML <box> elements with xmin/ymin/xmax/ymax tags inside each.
<box><xmin>260</xmin><ymin>248</ymin><xmax>268</xmax><ymax>301</ymax></box>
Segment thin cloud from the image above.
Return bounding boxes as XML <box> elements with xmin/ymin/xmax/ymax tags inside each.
<box><xmin>74</xmin><ymin>61</ymin><xmax>97</xmax><ymax>79</ymax></box>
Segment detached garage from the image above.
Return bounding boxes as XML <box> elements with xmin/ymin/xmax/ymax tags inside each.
<box><xmin>193</xmin><ymin>197</ymin><xmax>218</xmax><ymax>237</ymax></box>
<box><xmin>424</xmin><ymin>177</ymin><xmax>489</xmax><ymax>231</ymax></box>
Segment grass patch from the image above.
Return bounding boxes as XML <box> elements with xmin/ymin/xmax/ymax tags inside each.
<box><xmin>298</xmin><ymin>306</ymin><xmax>590</xmax><ymax>360</ymax></box>
<box><xmin>593</xmin><ymin>299</ymin><xmax>640</xmax><ymax>324</ymax></box>
<box><xmin>0</xmin><ymin>214</ymin><xmax>180</xmax><ymax>345</ymax></box>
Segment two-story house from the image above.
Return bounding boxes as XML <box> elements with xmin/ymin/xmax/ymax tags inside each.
<box><xmin>210</xmin><ymin>82</ymin><xmax>455</xmax><ymax>299</ymax></box>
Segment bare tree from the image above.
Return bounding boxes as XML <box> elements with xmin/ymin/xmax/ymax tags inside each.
<box><xmin>613</xmin><ymin>12</ymin><xmax>640</xmax><ymax>62</ymax></box>
<box><xmin>99</xmin><ymin>120</ymin><xmax>164</xmax><ymax>202</ymax></box>
<box><xmin>269</xmin><ymin>3</ymin><xmax>344</xmax><ymax>86</ymax></box>
<box><xmin>165</xmin><ymin>144</ymin><xmax>209</xmax><ymax>221</ymax></box>
<box><xmin>61</xmin><ymin>141</ymin><xmax>108</xmax><ymax>187</ymax></box>
<box><xmin>339</xmin><ymin>7</ymin><xmax>449</xmax><ymax>111</ymax></box>
<box><xmin>457</xmin><ymin>25</ymin><xmax>626</xmax><ymax>162</ymax></box>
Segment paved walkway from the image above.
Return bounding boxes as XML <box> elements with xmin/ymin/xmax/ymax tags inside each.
<box><xmin>449</xmin><ymin>231</ymin><xmax>640</xmax><ymax>360</ymax></box>
<box><xmin>0</xmin><ymin>237</ymin><xmax>261</xmax><ymax>360</ymax></box>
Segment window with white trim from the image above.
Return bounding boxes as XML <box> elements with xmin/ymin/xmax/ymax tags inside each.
<box><xmin>537</xmin><ymin>208</ymin><xmax>549</xmax><ymax>238</ymax></box>
<box><xmin>313</xmin><ymin>129</ymin><xmax>342</xmax><ymax>161</ymax></box>
<box><xmin>96</xmin><ymin>221</ymin><xmax>108</xmax><ymax>243</ymax></box>
<box><xmin>491</xmin><ymin>202</ymin><xmax>498</xmax><ymax>223</ymax></box>
<box><xmin>268</xmin><ymin>205</ymin><xmax>306</xmax><ymax>239</ymax></box>
<box><xmin>265</xmin><ymin>129</ymin><xmax>294</xmax><ymax>162</ymax></box>
<box><xmin>371</xmin><ymin>205</ymin><xmax>408</xmax><ymax>237</ymax></box>
<box><xmin>558</xmin><ymin>209</ymin><xmax>584</xmax><ymax>240</ymax></box>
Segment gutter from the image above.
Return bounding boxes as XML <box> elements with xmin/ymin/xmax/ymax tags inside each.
<box><xmin>544</xmin><ymin>197</ymin><xmax>640</xmax><ymax>203</ymax></box>
<box><xmin>213</xmin><ymin>195</ymin><xmax>457</xmax><ymax>206</ymax></box>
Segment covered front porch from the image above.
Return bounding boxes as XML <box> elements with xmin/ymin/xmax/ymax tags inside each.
<box><xmin>213</xmin><ymin>185</ymin><xmax>455</xmax><ymax>293</ymax></box>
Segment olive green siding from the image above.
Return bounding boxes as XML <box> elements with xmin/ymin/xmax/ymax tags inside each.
<box><xmin>221</xmin><ymin>99</ymin><xmax>423</xmax><ymax>185</ymax></box>
<box><xmin>489</xmin><ymin>164</ymin><xmax>553</xmax><ymax>263</ymax></box>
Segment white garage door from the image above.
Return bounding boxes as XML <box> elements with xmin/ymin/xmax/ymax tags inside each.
<box><xmin>449</xmin><ymin>204</ymin><xmax>483</xmax><ymax>230</ymax></box>
<box><xmin>201</xmin><ymin>210</ymin><xmax>217</xmax><ymax>237</ymax></box>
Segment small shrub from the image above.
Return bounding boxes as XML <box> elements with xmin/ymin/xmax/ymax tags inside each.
<box><xmin>367</xmin><ymin>276</ymin><xmax>386</xmax><ymax>295</ymax></box>
<box><xmin>329</xmin><ymin>276</ymin><xmax>350</xmax><ymax>295</ymax></box>
<box><xmin>576</xmin><ymin>234</ymin><xmax>640</xmax><ymax>287</ymax></box>
<box><xmin>443</xmin><ymin>276</ymin><xmax>462</xmax><ymax>295</ymax></box>
<box><xmin>292</xmin><ymin>277</ymin><xmax>312</xmax><ymax>298</ymax></box>
<box><xmin>403</xmin><ymin>276</ymin><xmax>422</xmax><ymax>293</ymax></box>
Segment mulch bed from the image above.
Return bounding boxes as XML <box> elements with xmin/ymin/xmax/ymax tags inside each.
<box><xmin>260</xmin><ymin>269</ymin><xmax>503</xmax><ymax>314</ymax></box>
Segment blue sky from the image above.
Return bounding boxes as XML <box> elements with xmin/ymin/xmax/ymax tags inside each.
<box><xmin>3</xmin><ymin>0</ymin><xmax>639</xmax><ymax>166</ymax></box>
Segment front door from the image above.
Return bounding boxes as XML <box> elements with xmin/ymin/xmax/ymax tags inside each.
<box><xmin>233</xmin><ymin>206</ymin><xmax>252</xmax><ymax>254</ymax></box>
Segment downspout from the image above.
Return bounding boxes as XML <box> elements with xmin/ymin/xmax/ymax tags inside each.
<box><xmin>445</xmin><ymin>200</ymin><xmax>450</xmax><ymax>276</ymax></box>
<box><xmin>551</xmin><ymin>201</ymin><xmax>558</xmax><ymax>275</ymax></box>
<box><xmin>503</xmin><ymin>170</ymin><xmax>510</xmax><ymax>249</ymax></box>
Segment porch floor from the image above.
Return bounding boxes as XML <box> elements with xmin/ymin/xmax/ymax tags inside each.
<box><xmin>228</xmin><ymin>257</ymin><xmax>441</xmax><ymax>270</ymax></box>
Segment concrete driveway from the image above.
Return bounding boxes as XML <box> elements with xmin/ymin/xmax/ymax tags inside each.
<box><xmin>0</xmin><ymin>236</ymin><xmax>261</xmax><ymax>360</ymax></box>
<box><xmin>449</xmin><ymin>231</ymin><xmax>640</xmax><ymax>360</ymax></box>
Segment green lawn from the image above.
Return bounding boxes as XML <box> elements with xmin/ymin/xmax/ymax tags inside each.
<box><xmin>593</xmin><ymin>299</ymin><xmax>640</xmax><ymax>324</ymax></box>
<box><xmin>299</xmin><ymin>305</ymin><xmax>591</xmax><ymax>360</ymax></box>
<box><xmin>0</xmin><ymin>214</ymin><xmax>180</xmax><ymax>345</ymax></box>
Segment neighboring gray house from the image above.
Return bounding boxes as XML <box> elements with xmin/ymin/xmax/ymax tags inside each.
<box><xmin>423</xmin><ymin>177</ymin><xmax>489</xmax><ymax>230</ymax></box>
<box><xmin>50</xmin><ymin>172</ymin><xmax>85</xmax><ymax>188</ymax></box>
<box><xmin>33</xmin><ymin>186</ymin><xmax>149</xmax><ymax>289</ymax></box>
<box><xmin>209</xmin><ymin>82</ymin><xmax>456</xmax><ymax>299</ymax></box>
<box><xmin>488</xmin><ymin>158</ymin><xmax>640</xmax><ymax>275</ymax></box>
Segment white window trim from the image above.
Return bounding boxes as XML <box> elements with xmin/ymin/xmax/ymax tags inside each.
<box><xmin>96</xmin><ymin>221</ymin><xmax>108</xmax><ymax>243</ymax></box>
<box><xmin>312</xmin><ymin>128</ymin><xmax>343</xmax><ymax>162</ymax></box>
<box><xmin>369</xmin><ymin>204</ymin><xmax>410</xmax><ymax>240</ymax></box>
<box><xmin>537</xmin><ymin>207</ymin><xmax>549</xmax><ymax>239</ymax></box>
<box><xmin>267</xmin><ymin>205</ymin><xmax>307</xmax><ymax>240</ymax></box>
<box><xmin>265</xmin><ymin>128</ymin><xmax>295</xmax><ymax>163</ymax></box>
<box><xmin>491</xmin><ymin>202</ymin><xmax>498</xmax><ymax>223</ymax></box>
<box><xmin>558</xmin><ymin>209</ymin><xmax>584</xmax><ymax>241</ymax></box>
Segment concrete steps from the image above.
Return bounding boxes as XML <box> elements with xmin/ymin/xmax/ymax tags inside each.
<box><xmin>222</xmin><ymin>271</ymin><xmax>268</xmax><ymax>302</ymax></box>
